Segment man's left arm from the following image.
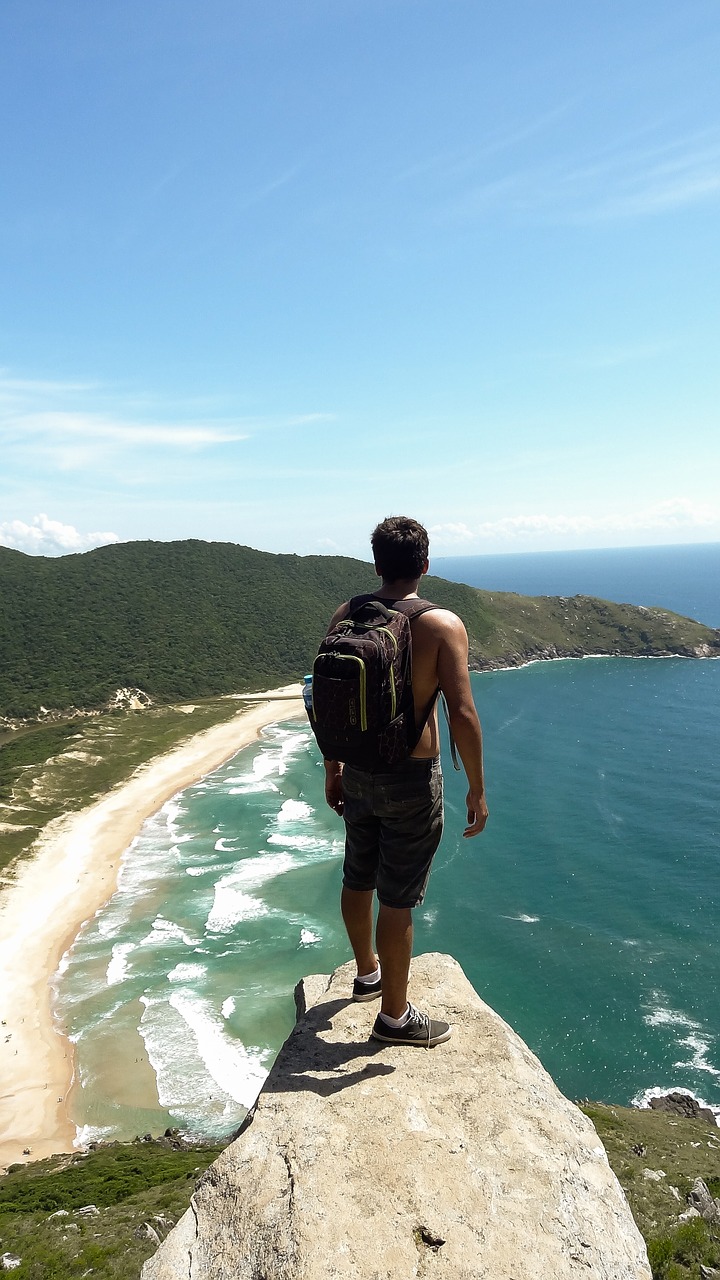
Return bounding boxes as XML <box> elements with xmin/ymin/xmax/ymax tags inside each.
<box><xmin>436</xmin><ymin>614</ymin><xmax>489</xmax><ymax>838</ymax></box>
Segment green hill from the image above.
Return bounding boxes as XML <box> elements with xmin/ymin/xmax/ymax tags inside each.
<box><xmin>1</xmin><ymin>540</ymin><xmax>718</xmax><ymax>718</ymax></box>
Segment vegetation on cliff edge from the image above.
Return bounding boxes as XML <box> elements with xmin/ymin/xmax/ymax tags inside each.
<box><xmin>1</xmin><ymin>1106</ymin><xmax>718</xmax><ymax>1278</ymax></box>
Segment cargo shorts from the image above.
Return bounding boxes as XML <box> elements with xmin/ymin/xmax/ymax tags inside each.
<box><xmin>341</xmin><ymin>756</ymin><xmax>444</xmax><ymax>909</ymax></box>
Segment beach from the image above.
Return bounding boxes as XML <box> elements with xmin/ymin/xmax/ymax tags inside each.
<box><xmin>0</xmin><ymin>686</ymin><xmax>304</xmax><ymax>1170</ymax></box>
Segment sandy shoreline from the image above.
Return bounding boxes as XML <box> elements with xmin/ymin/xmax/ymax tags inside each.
<box><xmin>0</xmin><ymin>686</ymin><xmax>304</xmax><ymax>1171</ymax></box>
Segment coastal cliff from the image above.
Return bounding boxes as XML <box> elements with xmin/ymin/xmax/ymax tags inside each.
<box><xmin>142</xmin><ymin>953</ymin><xmax>651</xmax><ymax>1280</ymax></box>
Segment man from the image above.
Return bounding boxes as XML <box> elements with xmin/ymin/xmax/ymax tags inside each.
<box><xmin>323</xmin><ymin>515</ymin><xmax>488</xmax><ymax>1047</ymax></box>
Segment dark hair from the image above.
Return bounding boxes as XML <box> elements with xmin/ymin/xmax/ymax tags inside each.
<box><xmin>371</xmin><ymin>515</ymin><xmax>429</xmax><ymax>582</ymax></box>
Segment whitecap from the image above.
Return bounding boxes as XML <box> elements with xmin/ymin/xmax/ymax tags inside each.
<box><xmin>138</xmin><ymin>992</ymin><xmax>268</xmax><ymax>1124</ymax></box>
<box><xmin>74</xmin><ymin>1123</ymin><xmax>115</xmax><ymax>1149</ymax></box>
<box><xmin>266</xmin><ymin>834</ymin><xmax>325</xmax><ymax>850</ymax></box>
<box><xmin>673</xmin><ymin>1034</ymin><xmax>720</xmax><ymax>1080</ymax></box>
<box><xmin>205</xmin><ymin>853</ymin><xmax>294</xmax><ymax>933</ymax></box>
<box><xmin>251</xmin><ymin>749</ymin><xmax>283</xmax><ymax>781</ymax></box>
<box><xmin>644</xmin><ymin>1006</ymin><xmax>701</xmax><ymax>1030</ymax></box>
<box><xmin>221</xmin><ymin>996</ymin><xmax>236</xmax><ymax>1019</ymax></box>
<box><xmin>168</xmin><ymin>962</ymin><xmax>208</xmax><ymax>984</ymax></box>
<box><xmin>169</xmin><ymin>992</ymin><xmax>269</xmax><ymax>1107</ymax></box>
<box><xmin>139</xmin><ymin>916</ymin><xmax>200</xmax><ymax>949</ymax></box>
<box><xmin>214</xmin><ymin>838</ymin><xmax>239</xmax><ymax>852</ymax></box>
<box><xmin>277</xmin><ymin>799</ymin><xmax>313</xmax><ymax>823</ymax></box>
<box><xmin>205</xmin><ymin>889</ymin><xmax>268</xmax><ymax>933</ymax></box>
<box><xmin>502</xmin><ymin>913</ymin><xmax>540</xmax><ymax>923</ymax></box>
<box><xmin>299</xmin><ymin>928</ymin><xmax>320</xmax><ymax>946</ymax></box>
<box><xmin>106</xmin><ymin>941</ymin><xmax>135</xmax><ymax>986</ymax></box>
<box><xmin>55</xmin><ymin>947</ymin><xmax>73</xmax><ymax>978</ymax></box>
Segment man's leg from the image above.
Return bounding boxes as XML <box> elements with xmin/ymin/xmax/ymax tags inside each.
<box><xmin>376</xmin><ymin>903</ymin><xmax>412</xmax><ymax>1020</ymax></box>
<box><xmin>340</xmin><ymin>886</ymin><xmax>377</xmax><ymax>978</ymax></box>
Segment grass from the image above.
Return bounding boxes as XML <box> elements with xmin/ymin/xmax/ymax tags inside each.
<box><xmin>580</xmin><ymin>1102</ymin><xmax>720</xmax><ymax>1279</ymax></box>
<box><xmin>0</xmin><ymin>1102</ymin><xmax>718</xmax><ymax>1277</ymax></box>
<box><xmin>0</xmin><ymin>1139</ymin><xmax>225</xmax><ymax>1279</ymax></box>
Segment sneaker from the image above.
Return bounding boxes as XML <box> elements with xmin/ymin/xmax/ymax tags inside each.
<box><xmin>352</xmin><ymin>975</ymin><xmax>382</xmax><ymax>1002</ymax></box>
<box><xmin>371</xmin><ymin>1003</ymin><xmax>452</xmax><ymax>1047</ymax></box>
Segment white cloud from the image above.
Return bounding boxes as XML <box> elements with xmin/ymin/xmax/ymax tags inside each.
<box><xmin>14</xmin><ymin>411</ymin><xmax>249</xmax><ymax>449</ymax></box>
<box><xmin>0</xmin><ymin>373</ymin><xmax>97</xmax><ymax>399</ymax></box>
<box><xmin>0</xmin><ymin>514</ymin><xmax>120</xmax><ymax>556</ymax></box>
<box><xmin>439</xmin><ymin>126</ymin><xmax>720</xmax><ymax>226</ymax></box>
<box><xmin>430</xmin><ymin>499</ymin><xmax>720</xmax><ymax>548</ymax></box>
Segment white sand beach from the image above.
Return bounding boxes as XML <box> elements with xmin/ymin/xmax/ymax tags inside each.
<box><xmin>0</xmin><ymin>686</ymin><xmax>304</xmax><ymax>1170</ymax></box>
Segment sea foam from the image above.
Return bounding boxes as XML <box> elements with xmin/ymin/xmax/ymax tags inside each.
<box><xmin>106</xmin><ymin>942</ymin><xmax>135</xmax><ymax>986</ymax></box>
<box><xmin>205</xmin><ymin>853</ymin><xmax>295</xmax><ymax>933</ymax></box>
<box><xmin>138</xmin><ymin>992</ymin><xmax>268</xmax><ymax>1130</ymax></box>
<box><xmin>277</xmin><ymin>799</ymin><xmax>313</xmax><ymax>822</ymax></box>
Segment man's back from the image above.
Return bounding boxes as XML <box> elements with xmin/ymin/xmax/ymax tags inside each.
<box><xmin>328</xmin><ymin>594</ymin><xmax>474</xmax><ymax>763</ymax></box>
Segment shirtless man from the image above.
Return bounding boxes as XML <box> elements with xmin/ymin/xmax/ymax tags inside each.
<box><xmin>323</xmin><ymin>515</ymin><xmax>488</xmax><ymax>1047</ymax></box>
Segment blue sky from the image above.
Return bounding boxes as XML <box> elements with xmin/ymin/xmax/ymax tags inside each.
<box><xmin>1</xmin><ymin>0</ymin><xmax>719</xmax><ymax>559</ymax></box>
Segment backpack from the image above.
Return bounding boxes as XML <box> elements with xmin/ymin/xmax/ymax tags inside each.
<box><xmin>307</xmin><ymin>595</ymin><xmax>440</xmax><ymax>771</ymax></box>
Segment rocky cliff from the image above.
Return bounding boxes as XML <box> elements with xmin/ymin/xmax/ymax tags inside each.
<box><xmin>142</xmin><ymin>953</ymin><xmax>651</xmax><ymax>1279</ymax></box>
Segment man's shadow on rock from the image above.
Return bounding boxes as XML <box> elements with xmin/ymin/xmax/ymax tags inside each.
<box><xmin>262</xmin><ymin>998</ymin><xmax>396</xmax><ymax>1098</ymax></box>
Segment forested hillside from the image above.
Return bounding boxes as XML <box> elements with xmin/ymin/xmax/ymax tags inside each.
<box><xmin>1</xmin><ymin>540</ymin><xmax>717</xmax><ymax>717</ymax></box>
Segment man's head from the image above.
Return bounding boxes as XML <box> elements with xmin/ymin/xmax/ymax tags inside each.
<box><xmin>371</xmin><ymin>515</ymin><xmax>429</xmax><ymax>584</ymax></box>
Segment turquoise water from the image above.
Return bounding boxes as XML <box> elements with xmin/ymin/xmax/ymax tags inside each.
<box><xmin>56</xmin><ymin>654</ymin><xmax>720</xmax><ymax>1142</ymax></box>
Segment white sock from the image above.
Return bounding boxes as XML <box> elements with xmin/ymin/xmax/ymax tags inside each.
<box><xmin>379</xmin><ymin>1004</ymin><xmax>410</xmax><ymax>1028</ymax></box>
<box><xmin>357</xmin><ymin>965</ymin><xmax>381</xmax><ymax>985</ymax></box>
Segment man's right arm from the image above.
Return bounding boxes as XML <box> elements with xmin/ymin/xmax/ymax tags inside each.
<box><xmin>322</xmin><ymin>601</ymin><xmax>349</xmax><ymax>815</ymax></box>
<box><xmin>436</xmin><ymin>613</ymin><xmax>488</xmax><ymax>838</ymax></box>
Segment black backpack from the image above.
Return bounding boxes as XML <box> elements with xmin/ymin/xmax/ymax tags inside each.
<box><xmin>307</xmin><ymin>595</ymin><xmax>441</xmax><ymax>771</ymax></box>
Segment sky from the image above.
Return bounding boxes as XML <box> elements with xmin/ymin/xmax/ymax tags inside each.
<box><xmin>1</xmin><ymin>0</ymin><xmax>719</xmax><ymax>560</ymax></box>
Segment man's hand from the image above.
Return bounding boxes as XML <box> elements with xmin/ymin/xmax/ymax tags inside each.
<box><xmin>464</xmin><ymin>788</ymin><xmax>488</xmax><ymax>838</ymax></box>
<box><xmin>324</xmin><ymin>762</ymin><xmax>344</xmax><ymax>816</ymax></box>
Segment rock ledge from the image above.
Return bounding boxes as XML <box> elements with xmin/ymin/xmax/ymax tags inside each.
<box><xmin>142</xmin><ymin>953</ymin><xmax>650</xmax><ymax>1279</ymax></box>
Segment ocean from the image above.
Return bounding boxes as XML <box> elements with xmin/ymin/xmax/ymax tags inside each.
<box><xmin>54</xmin><ymin>543</ymin><xmax>720</xmax><ymax>1143</ymax></box>
<box><xmin>434</xmin><ymin>542</ymin><xmax>720</xmax><ymax>628</ymax></box>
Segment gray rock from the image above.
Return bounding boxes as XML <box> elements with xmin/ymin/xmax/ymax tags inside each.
<box><xmin>700</xmin><ymin>1266</ymin><xmax>720</xmax><ymax>1279</ymax></box>
<box><xmin>75</xmin><ymin>1204</ymin><xmax>100</xmax><ymax>1217</ymax></box>
<box><xmin>135</xmin><ymin>1223</ymin><xmax>162</xmax><ymax>1246</ymax></box>
<box><xmin>648</xmin><ymin>1092</ymin><xmax>717</xmax><ymax>1124</ymax></box>
<box><xmin>152</xmin><ymin>1215</ymin><xmax>176</xmax><ymax>1231</ymax></box>
<box><xmin>687</xmin><ymin>1178</ymin><xmax>720</xmax><ymax>1224</ymax></box>
<box><xmin>142</xmin><ymin>953</ymin><xmax>651</xmax><ymax>1280</ymax></box>
<box><xmin>0</xmin><ymin>1256</ymin><xmax>21</xmax><ymax>1272</ymax></box>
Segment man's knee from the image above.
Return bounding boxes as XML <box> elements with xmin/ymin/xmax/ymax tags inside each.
<box><xmin>377</xmin><ymin>902</ymin><xmax>412</xmax><ymax>928</ymax></box>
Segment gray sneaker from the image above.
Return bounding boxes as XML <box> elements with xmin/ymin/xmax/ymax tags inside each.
<box><xmin>352</xmin><ymin>975</ymin><xmax>382</xmax><ymax>1002</ymax></box>
<box><xmin>371</xmin><ymin>1003</ymin><xmax>452</xmax><ymax>1047</ymax></box>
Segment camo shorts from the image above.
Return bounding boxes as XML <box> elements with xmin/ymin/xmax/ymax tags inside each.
<box><xmin>341</xmin><ymin>756</ymin><xmax>444</xmax><ymax>909</ymax></box>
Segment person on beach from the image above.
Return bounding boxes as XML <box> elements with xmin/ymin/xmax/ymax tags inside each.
<box><xmin>323</xmin><ymin>515</ymin><xmax>488</xmax><ymax>1047</ymax></box>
